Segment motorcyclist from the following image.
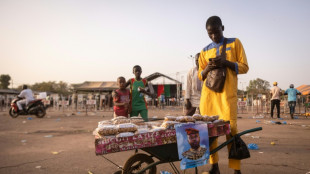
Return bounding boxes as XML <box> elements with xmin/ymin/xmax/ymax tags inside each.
<box><xmin>17</xmin><ymin>85</ymin><xmax>34</xmax><ymax>113</ymax></box>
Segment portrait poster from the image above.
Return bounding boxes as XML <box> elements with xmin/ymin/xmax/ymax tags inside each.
<box><xmin>175</xmin><ymin>123</ymin><xmax>209</xmax><ymax>170</ymax></box>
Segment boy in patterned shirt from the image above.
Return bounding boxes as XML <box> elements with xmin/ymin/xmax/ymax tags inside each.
<box><xmin>113</xmin><ymin>77</ymin><xmax>130</xmax><ymax>117</ymax></box>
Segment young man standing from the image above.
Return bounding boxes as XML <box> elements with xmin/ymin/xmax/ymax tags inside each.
<box><xmin>126</xmin><ymin>65</ymin><xmax>154</xmax><ymax>121</ymax></box>
<box><xmin>198</xmin><ymin>16</ymin><xmax>249</xmax><ymax>174</ymax></box>
<box><xmin>185</xmin><ymin>53</ymin><xmax>202</xmax><ymax>116</ymax></box>
<box><xmin>284</xmin><ymin>84</ymin><xmax>301</xmax><ymax>119</ymax></box>
<box><xmin>270</xmin><ymin>82</ymin><xmax>282</xmax><ymax>119</ymax></box>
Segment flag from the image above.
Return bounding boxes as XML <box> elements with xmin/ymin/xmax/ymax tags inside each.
<box><xmin>157</xmin><ymin>85</ymin><xmax>164</xmax><ymax>97</ymax></box>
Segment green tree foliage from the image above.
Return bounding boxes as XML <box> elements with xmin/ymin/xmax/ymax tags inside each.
<box><xmin>246</xmin><ymin>78</ymin><xmax>270</xmax><ymax>94</ymax></box>
<box><xmin>26</xmin><ymin>81</ymin><xmax>72</xmax><ymax>95</ymax></box>
<box><xmin>0</xmin><ymin>74</ymin><xmax>11</xmax><ymax>89</ymax></box>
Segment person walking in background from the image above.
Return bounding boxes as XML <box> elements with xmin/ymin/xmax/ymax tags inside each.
<box><xmin>160</xmin><ymin>91</ymin><xmax>165</xmax><ymax>109</ymax></box>
<box><xmin>284</xmin><ymin>84</ymin><xmax>301</xmax><ymax>119</ymax></box>
<box><xmin>198</xmin><ymin>16</ymin><xmax>249</xmax><ymax>174</ymax></box>
<box><xmin>270</xmin><ymin>82</ymin><xmax>282</xmax><ymax>119</ymax></box>
<box><xmin>185</xmin><ymin>53</ymin><xmax>202</xmax><ymax>116</ymax></box>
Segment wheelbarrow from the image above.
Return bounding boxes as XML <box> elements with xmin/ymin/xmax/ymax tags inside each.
<box><xmin>101</xmin><ymin>127</ymin><xmax>262</xmax><ymax>174</ymax></box>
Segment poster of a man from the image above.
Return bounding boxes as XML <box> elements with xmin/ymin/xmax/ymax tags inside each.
<box><xmin>175</xmin><ymin>123</ymin><xmax>209</xmax><ymax>170</ymax></box>
<box><xmin>182</xmin><ymin>128</ymin><xmax>207</xmax><ymax>160</ymax></box>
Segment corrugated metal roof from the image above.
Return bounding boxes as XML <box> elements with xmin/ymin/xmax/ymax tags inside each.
<box><xmin>0</xmin><ymin>89</ymin><xmax>19</xmax><ymax>94</ymax></box>
<box><xmin>296</xmin><ymin>85</ymin><xmax>310</xmax><ymax>95</ymax></box>
<box><xmin>74</xmin><ymin>81</ymin><xmax>118</xmax><ymax>91</ymax></box>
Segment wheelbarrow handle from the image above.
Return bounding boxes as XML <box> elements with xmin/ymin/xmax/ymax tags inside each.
<box><xmin>237</xmin><ymin>127</ymin><xmax>263</xmax><ymax>137</ymax></box>
<box><xmin>210</xmin><ymin>127</ymin><xmax>262</xmax><ymax>155</ymax></box>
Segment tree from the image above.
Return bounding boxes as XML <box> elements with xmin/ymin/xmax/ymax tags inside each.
<box><xmin>246</xmin><ymin>78</ymin><xmax>270</xmax><ymax>95</ymax></box>
<box><xmin>30</xmin><ymin>81</ymin><xmax>72</xmax><ymax>95</ymax></box>
<box><xmin>0</xmin><ymin>74</ymin><xmax>11</xmax><ymax>89</ymax></box>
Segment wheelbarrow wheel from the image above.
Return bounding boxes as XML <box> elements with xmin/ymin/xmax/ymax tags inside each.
<box><xmin>122</xmin><ymin>153</ymin><xmax>156</xmax><ymax>174</ymax></box>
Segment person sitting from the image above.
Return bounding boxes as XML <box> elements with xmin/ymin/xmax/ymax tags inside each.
<box><xmin>17</xmin><ymin>85</ymin><xmax>34</xmax><ymax>113</ymax></box>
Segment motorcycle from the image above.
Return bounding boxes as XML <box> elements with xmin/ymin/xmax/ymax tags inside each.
<box><xmin>9</xmin><ymin>97</ymin><xmax>46</xmax><ymax>118</ymax></box>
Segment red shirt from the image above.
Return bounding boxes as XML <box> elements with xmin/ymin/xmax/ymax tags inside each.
<box><xmin>113</xmin><ymin>89</ymin><xmax>130</xmax><ymax>117</ymax></box>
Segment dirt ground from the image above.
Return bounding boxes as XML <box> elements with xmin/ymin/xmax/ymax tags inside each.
<box><xmin>0</xmin><ymin>107</ymin><xmax>309</xmax><ymax>174</ymax></box>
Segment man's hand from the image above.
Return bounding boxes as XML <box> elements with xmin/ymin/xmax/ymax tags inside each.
<box><xmin>138</xmin><ymin>87</ymin><xmax>146</xmax><ymax>93</ymax></box>
<box><xmin>185</xmin><ymin>99</ymin><xmax>192</xmax><ymax>110</ymax></box>
<box><xmin>202</xmin><ymin>64</ymin><xmax>216</xmax><ymax>80</ymax></box>
<box><xmin>210</xmin><ymin>56</ymin><xmax>225</xmax><ymax>67</ymax></box>
<box><xmin>124</xmin><ymin>102</ymin><xmax>129</xmax><ymax>108</ymax></box>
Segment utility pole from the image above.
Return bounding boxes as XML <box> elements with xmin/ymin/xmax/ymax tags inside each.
<box><xmin>188</xmin><ymin>55</ymin><xmax>194</xmax><ymax>67</ymax></box>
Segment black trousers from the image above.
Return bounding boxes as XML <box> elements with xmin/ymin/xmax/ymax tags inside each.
<box><xmin>271</xmin><ymin>99</ymin><xmax>280</xmax><ymax>118</ymax></box>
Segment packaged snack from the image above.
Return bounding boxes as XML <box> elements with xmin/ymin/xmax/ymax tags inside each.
<box><xmin>176</xmin><ymin>116</ymin><xmax>195</xmax><ymax>122</ymax></box>
<box><xmin>184</xmin><ymin>116</ymin><xmax>195</xmax><ymax>122</ymax></box>
<box><xmin>213</xmin><ymin>119</ymin><xmax>224</xmax><ymax>124</ymax></box>
<box><xmin>160</xmin><ymin>121</ymin><xmax>179</xmax><ymax>129</ymax></box>
<box><xmin>192</xmin><ymin>114</ymin><xmax>203</xmax><ymax>121</ymax></box>
<box><xmin>164</xmin><ymin>116</ymin><xmax>177</xmax><ymax>121</ymax></box>
<box><xmin>98</xmin><ymin>120</ymin><xmax>112</xmax><ymax>126</ymax></box>
<box><xmin>145</xmin><ymin>122</ymin><xmax>162</xmax><ymax>129</ymax></box>
<box><xmin>112</xmin><ymin>116</ymin><xmax>127</xmax><ymax>120</ymax></box>
<box><xmin>195</xmin><ymin>121</ymin><xmax>205</xmax><ymax>124</ymax></box>
<box><xmin>130</xmin><ymin>117</ymin><xmax>144</xmax><ymax>124</ymax></box>
<box><xmin>202</xmin><ymin>115</ymin><xmax>213</xmax><ymax>122</ymax></box>
<box><xmin>131</xmin><ymin>116</ymin><xmax>143</xmax><ymax>119</ymax></box>
<box><xmin>210</xmin><ymin>115</ymin><xmax>219</xmax><ymax>121</ymax></box>
<box><xmin>117</xmin><ymin>132</ymin><xmax>134</xmax><ymax>137</ymax></box>
<box><xmin>135</xmin><ymin>128</ymin><xmax>149</xmax><ymax>134</ymax></box>
<box><xmin>113</xmin><ymin>119</ymin><xmax>131</xmax><ymax>125</ymax></box>
<box><xmin>97</xmin><ymin>125</ymin><xmax>118</xmax><ymax>136</ymax></box>
<box><xmin>118</xmin><ymin>123</ymin><xmax>138</xmax><ymax>133</ymax></box>
<box><xmin>151</xmin><ymin>126</ymin><xmax>166</xmax><ymax>132</ymax></box>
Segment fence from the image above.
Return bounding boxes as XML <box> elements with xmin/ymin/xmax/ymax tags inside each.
<box><xmin>237</xmin><ymin>100</ymin><xmax>310</xmax><ymax>116</ymax></box>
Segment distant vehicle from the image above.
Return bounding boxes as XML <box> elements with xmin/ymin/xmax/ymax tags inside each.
<box><xmin>9</xmin><ymin>97</ymin><xmax>46</xmax><ymax>118</ymax></box>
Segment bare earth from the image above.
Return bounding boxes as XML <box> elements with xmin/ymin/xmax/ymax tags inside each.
<box><xmin>0</xmin><ymin>107</ymin><xmax>309</xmax><ymax>174</ymax></box>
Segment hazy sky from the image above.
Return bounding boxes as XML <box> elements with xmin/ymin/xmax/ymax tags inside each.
<box><xmin>1</xmin><ymin>0</ymin><xmax>309</xmax><ymax>90</ymax></box>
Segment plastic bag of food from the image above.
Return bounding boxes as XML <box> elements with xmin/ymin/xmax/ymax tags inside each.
<box><xmin>202</xmin><ymin>115</ymin><xmax>213</xmax><ymax>122</ymax></box>
<box><xmin>213</xmin><ymin>119</ymin><xmax>224</xmax><ymax>124</ymax></box>
<box><xmin>151</xmin><ymin>126</ymin><xmax>166</xmax><ymax>132</ymax></box>
<box><xmin>176</xmin><ymin>116</ymin><xmax>195</xmax><ymax>122</ymax></box>
<box><xmin>98</xmin><ymin>120</ymin><xmax>112</xmax><ymax>126</ymax></box>
<box><xmin>195</xmin><ymin>121</ymin><xmax>205</xmax><ymax>124</ymax></box>
<box><xmin>135</xmin><ymin>128</ymin><xmax>149</xmax><ymax>134</ymax></box>
<box><xmin>97</xmin><ymin>125</ymin><xmax>118</xmax><ymax>136</ymax></box>
<box><xmin>113</xmin><ymin>118</ymin><xmax>131</xmax><ymax>124</ymax></box>
<box><xmin>145</xmin><ymin>122</ymin><xmax>162</xmax><ymax>129</ymax></box>
<box><xmin>130</xmin><ymin>117</ymin><xmax>144</xmax><ymax>124</ymax></box>
<box><xmin>117</xmin><ymin>132</ymin><xmax>134</xmax><ymax>137</ymax></box>
<box><xmin>192</xmin><ymin>114</ymin><xmax>203</xmax><ymax>121</ymax></box>
<box><xmin>164</xmin><ymin>116</ymin><xmax>177</xmax><ymax>121</ymax></box>
<box><xmin>160</xmin><ymin>121</ymin><xmax>179</xmax><ymax>129</ymax></box>
<box><xmin>118</xmin><ymin>123</ymin><xmax>138</xmax><ymax>133</ymax></box>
